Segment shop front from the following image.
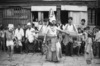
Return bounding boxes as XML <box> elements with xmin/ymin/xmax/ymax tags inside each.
<box><xmin>0</xmin><ymin>0</ymin><xmax>97</xmax><ymax>27</ymax></box>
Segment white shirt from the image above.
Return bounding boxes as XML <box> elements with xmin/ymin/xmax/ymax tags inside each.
<box><xmin>64</xmin><ymin>24</ymin><xmax>78</xmax><ymax>33</ymax></box>
<box><xmin>40</xmin><ymin>25</ymin><xmax>48</xmax><ymax>34</ymax></box>
<box><xmin>38</xmin><ymin>25</ymin><xmax>42</xmax><ymax>31</ymax></box>
<box><xmin>26</xmin><ymin>28</ymin><xmax>35</xmax><ymax>43</ymax></box>
<box><xmin>95</xmin><ymin>31</ymin><xmax>100</xmax><ymax>42</ymax></box>
<box><xmin>15</xmin><ymin>28</ymin><xmax>24</xmax><ymax>40</ymax></box>
<box><xmin>78</xmin><ymin>24</ymin><xmax>86</xmax><ymax>30</ymax></box>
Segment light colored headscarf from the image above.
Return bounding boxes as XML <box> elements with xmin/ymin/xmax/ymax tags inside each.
<box><xmin>8</xmin><ymin>24</ymin><xmax>14</xmax><ymax>30</ymax></box>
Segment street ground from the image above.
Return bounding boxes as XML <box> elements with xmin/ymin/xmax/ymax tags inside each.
<box><xmin>0</xmin><ymin>51</ymin><xmax>100</xmax><ymax>66</ymax></box>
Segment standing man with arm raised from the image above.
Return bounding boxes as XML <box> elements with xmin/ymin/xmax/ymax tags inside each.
<box><xmin>63</xmin><ymin>17</ymin><xmax>78</xmax><ymax>56</ymax></box>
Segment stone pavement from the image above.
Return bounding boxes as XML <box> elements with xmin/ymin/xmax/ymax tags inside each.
<box><xmin>0</xmin><ymin>51</ymin><xmax>100</xmax><ymax>66</ymax></box>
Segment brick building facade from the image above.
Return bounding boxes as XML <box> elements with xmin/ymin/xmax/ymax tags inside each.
<box><xmin>0</xmin><ymin>0</ymin><xmax>97</xmax><ymax>27</ymax></box>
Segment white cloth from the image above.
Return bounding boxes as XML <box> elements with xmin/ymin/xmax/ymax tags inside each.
<box><xmin>15</xmin><ymin>40</ymin><xmax>22</xmax><ymax>46</ymax></box>
<box><xmin>64</xmin><ymin>24</ymin><xmax>78</xmax><ymax>33</ymax></box>
<box><xmin>88</xmin><ymin>38</ymin><xmax>92</xmax><ymax>44</ymax></box>
<box><xmin>95</xmin><ymin>31</ymin><xmax>100</xmax><ymax>42</ymax></box>
<box><xmin>6</xmin><ymin>40</ymin><xmax>14</xmax><ymax>46</ymax></box>
<box><xmin>40</xmin><ymin>25</ymin><xmax>48</xmax><ymax>35</ymax></box>
<box><xmin>38</xmin><ymin>25</ymin><xmax>42</xmax><ymax>31</ymax></box>
<box><xmin>27</xmin><ymin>23</ymin><xmax>31</xmax><ymax>25</ymax></box>
<box><xmin>26</xmin><ymin>28</ymin><xmax>35</xmax><ymax>43</ymax></box>
<box><xmin>15</xmin><ymin>28</ymin><xmax>24</xmax><ymax>40</ymax></box>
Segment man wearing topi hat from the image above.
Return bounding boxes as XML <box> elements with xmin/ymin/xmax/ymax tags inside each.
<box><xmin>5</xmin><ymin>24</ymin><xmax>15</xmax><ymax>60</ymax></box>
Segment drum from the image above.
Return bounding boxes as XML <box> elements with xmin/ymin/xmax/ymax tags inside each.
<box><xmin>68</xmin><ymin>32</ymin><xmax>79</xmax><ymax>37</ymax></box>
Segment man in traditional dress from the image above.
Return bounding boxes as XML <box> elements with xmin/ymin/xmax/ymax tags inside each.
<box><xmin>5</xmin><ymin>24</ymin><xmax>15</xmax><ymax>60</ymax></box>
<box><xmin>15</xmin><ymin>24</ymin><xmax>24</xmax><ymax>53</ymax></box>
<box><xmin>63</xmin><ymin>17</ymin><xmax>78</xmax><ymax>56</ymax></box>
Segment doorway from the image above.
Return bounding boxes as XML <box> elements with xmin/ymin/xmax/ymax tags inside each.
<box><xmin>32</xmin><ymin>11</ymin><xmax>38</xmax><ymax>21</ymax></box>
<box><xmin>61</xmin><ymin>11</ymin><xmax>68</xmax><ymax>25</ymax></box>
<box><xmin>97</xmin><ymin>8</ymin><xmax>100</xmax><ymax>26</ymax></box>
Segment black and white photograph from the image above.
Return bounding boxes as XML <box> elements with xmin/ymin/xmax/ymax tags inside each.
<box><xmin>0</xmin><ymin>0</ymin><xmax>100</xmax><ymax>66</ymax></box>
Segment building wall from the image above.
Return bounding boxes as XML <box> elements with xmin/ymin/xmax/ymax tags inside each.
<box><xmin>2</xmin><ymin>8</ymin><xmax>31</xmax><ymax>27</ymax></box>
<box><xmin>0</xmin><ymin>0</ymin><xmax>97</xmax><ymax>26</ymax></box>
<box><xmin>0</xmin><ymin>9</ymin><xmax>3</xmax><ymax>24</ymax></box>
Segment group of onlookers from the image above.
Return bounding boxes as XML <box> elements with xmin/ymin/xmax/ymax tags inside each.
<box><xmin>0</xmin><ymin>17</ymin><xmax>100</xmax><ymax>64</ymax></box>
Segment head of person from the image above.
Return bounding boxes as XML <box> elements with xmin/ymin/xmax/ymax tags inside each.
<box><xmin>39</xmin><ymin>21</ymin><xmax>42</xmax><ymax>25</ymax></box>
<box><xmin>78</xmin><ymin>28</ymin><xmax>82</xmax><ymax>33</ymax></box>
<box><xmin>8</xmin><ymin>24</ymin><xmax>14</xmax><ymax>31</ymax></box>
<box><xmin>18</xmin><ymin>24</ymin><xmax>21</xmax><ymax>29</ymax></box>
<box><xmin>32</xmin><ymin>23</ymin><xmax>35</xmax><ymax>28</ymax></box>
<box><xmin>52</xmin><ymin>20</ymin><xmax>56</xmax><ymax>25</ymax></box>
<box><xmin>81</xmin><ymin>19</ymin><xmax>86</xmax><ymax>25</ymax></box>
<box><xmin>68</xmin><ymin>17</ymin><xmax>73</xmax><ymax>25</ymax></box>
<box><xmin>27</xmin><ymin>23</ymin><xmax>32</xmax><ymax>29</ymax></box>
<box><xmin>95</xmin><ymin>27</ymin><xmax>100</xmax><ymax>32</ymax></box>
<box><xmin>84</xmin><ymin>26</ymin><xmax>90</xmax><ymax>33</ymax></box>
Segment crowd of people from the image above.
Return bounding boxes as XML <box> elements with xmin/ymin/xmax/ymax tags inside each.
<box><xmin>0</xmin><ymin>17</ymin><xmax>100</xmax><ymax>64</ymax></box>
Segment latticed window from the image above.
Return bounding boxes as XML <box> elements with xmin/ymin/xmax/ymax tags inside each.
<box><xmin>3</xmin><ymin>6</ymin><xmax>31</xmax><ymax>27</ymax></box>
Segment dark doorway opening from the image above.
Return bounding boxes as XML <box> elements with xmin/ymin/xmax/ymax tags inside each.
<box><xmin>32</xmin><ymin>11</ymin><xmax>38</xmax><ymax>21</ymax></box>
<box><xmin>61</xmin><ymin>11</ymin><xmax>68</xmax><ymax>25</ymax></box>
<box><xmin>43</xmin><ymin>11</ymin><xmax>49</xmax><ymax>21</ymax></box>
<box><xmin>97</xmin><ymin>8</ymin><xmax>100</xmax><ymax>26</ymax></box>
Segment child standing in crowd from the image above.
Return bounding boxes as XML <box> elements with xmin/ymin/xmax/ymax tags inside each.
<box><xmin>73</xmin><ymin>28</ymin><xmax>83</xmax><ymax>55</ymax></box>
<box><xmin>85</xmin><ymin>27</ymin><xmax>94</xmax><ymax>65</ymax></box>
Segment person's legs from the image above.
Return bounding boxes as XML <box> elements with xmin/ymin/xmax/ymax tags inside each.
<box><xmin>19</xmin><ymin>46</ymin><xmax>22</xmax><ymax>53</ymax></box>
<box><xmin>96</xmin><ymin>42</ymin><xmax>99</xmax><ymax>57</ymax></box>
<box><xmin>7</xmin><ymin>45</ymin><xmax>14</xmax><ymax>61</ymax></box>
<box><xmin>2</xmin><ymin>38</ymin><xmax>6</xmax><ymax>52</ymax></box>
<box><xmin>10</xmin><ymin>45</ymin><xmax>14</xmax><ymax>58</ymax></box>
<box><xmin>65</xmin><ymin>44</ymin><xmax>69</xmax><ymax>56</ymax></box>
<box><xmin>70</xmin><ymin>42</ymin><xmax>73</xmax><ymax>56</ymax></box>
<box><xmin>99</xmin><ymin>43</ymin><xmax>100</xmax><ymax>58</ymax></box>
<box><xmin>7</xmin><ymin>46</ymin><xmax>11</xmax><ymax>57</ymax></box>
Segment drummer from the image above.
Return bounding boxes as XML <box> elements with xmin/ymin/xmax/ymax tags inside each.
<box><xmin>63</xmin><ymin>17</ymin><xmax>78</xmax><ymax>56</ymax></box>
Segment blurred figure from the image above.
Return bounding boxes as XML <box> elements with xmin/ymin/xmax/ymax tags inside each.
<box><xmin>94</xmin><ymin>27</ymin><xmax>100</xmax><ymax>58</ymax></box>
<box><xmin>5</xmin><ymin>24</ymin><xmax>15</xmax><ymax>61</ymax></box>
<box><xmin>25</xmin><ymin>23</ymin><xmax>36</xmax><ymax>52</ymax></box>
<box><xmin>85</xmin><ymin>27</ymin><xmax>94</xmax><ymax>65</ymax></box>
<box><xmin>63</xmin><ymin>17</ymin><xmax>78</xmax><ymax>56</ymax></box>
<box><xmin>0</xmin><ymin>27</ymin><xmax>6</xmax><ymax>52</ymax></box>
<box><xmin>46</xmin><ymin>20</ymin><xmax>62</xmax><ymax>62</ymax></box>
<box><xmin>79</xmin><ymin>19</ymin><xmax>87</xmax><ymax>31</ymax></box>
<box><xmin>14</xmin><ymin>24</ymin><xmax>24</xmax><ymax>53</ymax></box>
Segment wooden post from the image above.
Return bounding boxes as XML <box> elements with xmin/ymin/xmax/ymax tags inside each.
<box><xmin>57</xmin><ymin>5</ymin><xmax>61</xmax><ymax>24</ymax></box>
<box><xmin>38</xmin><ymin>11</ymin><xmax>41</xmax><ymax>21</ymax></box>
